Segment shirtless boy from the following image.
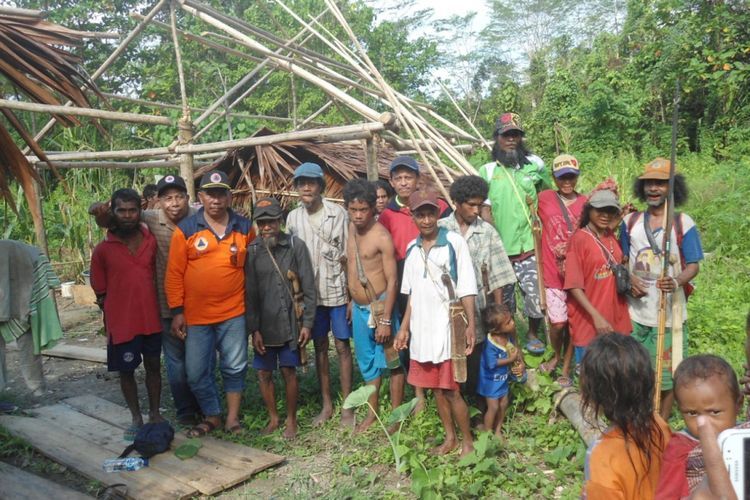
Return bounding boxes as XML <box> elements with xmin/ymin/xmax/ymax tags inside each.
<box><xmin>344</xmin><ymin>179</ymin><xmax>406</xmax><ymax>432</ymax></box>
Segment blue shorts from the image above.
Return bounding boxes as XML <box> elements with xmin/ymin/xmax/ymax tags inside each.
<box><xmin>575</xmin><ymin>346</ymin><xmax>586</xmax><ymax>365</ymax></box>
<box><xmin>253</xmin><ymin>342</ymin><xmax>300</xmax><ymax>371</ymax></box>
<box><xmin>352</xmin><ymin>301</ymin><xmax>400</xmax><ymax>382</ymax></box>
<box><xmin>312</xmin><ymin>304</ymin><xmax>351</xmax><ymax>340</ymax></box>
<box><xmin>107</xmin><ymin>333</ymin><xmax>162</xmax><ymax>373</ymax></box>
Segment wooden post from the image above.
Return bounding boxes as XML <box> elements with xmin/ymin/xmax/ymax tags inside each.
<box><xmin>178</xmin><ymin>118</ymin><xmax>196</xmax><ymax>199</ymax></box>
<box><xmin>365</xmin><ymin>134</ymin><xmax>379</xmax><ymax>181</ymax></box>
<box><xmin>31</xmin><ymin>177</ymin><xmax>49</xmax><ymax>256</ymax></box>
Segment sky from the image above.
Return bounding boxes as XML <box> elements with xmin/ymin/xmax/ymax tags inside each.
<box><xmin>367</xmin><ymin>0</ymin><xmax>489</xmax><ymax>32</ymax></box>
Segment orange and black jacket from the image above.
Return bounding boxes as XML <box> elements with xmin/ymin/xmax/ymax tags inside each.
<box><xmin>166</xmin><ymin>208</ymin><xmax>254</xmax><ymax>325</ymax></box>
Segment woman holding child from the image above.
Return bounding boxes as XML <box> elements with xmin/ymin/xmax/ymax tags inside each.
<box><xmin>564</xmin><ymin>189</ymin><xmax>631</xmax><ymax>362</ymax></box>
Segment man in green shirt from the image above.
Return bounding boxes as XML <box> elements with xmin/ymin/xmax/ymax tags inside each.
<box><xmin>479</xmin><ymin>113</ymin><xmax>553</xmax><ymax>354</ymax></box>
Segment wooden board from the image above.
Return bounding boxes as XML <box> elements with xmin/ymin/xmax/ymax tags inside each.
<box><xmin>63</xmin><ymin>394</ymin><xmax>285</xmax><ymax>472</ymax></box>
<box><xmin>0</xmin><ymin>397</ymin><xmax>285</xmax><ymax>498</ymax></box>
<box><xmin>0</xmin><ymin>461</ymin><xmax>93</xmax><ymax>500</ymax></box>
<box><xmin>43</xmin><ymin>343</ymin><xmax>107</xmax><ymax>363</ymax></box>
<box><xmin>0</xmin><ymin>415</ymin><xmax>195</xmax><ymax>499</ymax></box>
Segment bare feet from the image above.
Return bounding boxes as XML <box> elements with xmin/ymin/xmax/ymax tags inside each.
<box><xmin>430</xmin><ymin>438</ymin><xmax>459</xmax><ymax>456</ymax></box>
<box><xmin>412</xmin><ymin>398</ymin><xmax>426</xmax><ymax>415</ymax></box>
<box><xmin>355</xmin><ymin>416</ymin><xmax>376</xmax><ymax>434</ymax></box>
<box><xmin>312</xmin><ymin>407</ymin><xmax>333</xmax><ymax>427</ymax></box>
<box><xmin>261</xmin><ymin>418</ymin><xmax>280</xmax><ymax>435</ymax></box>
<box><xmin>148</xmin><ymin>412</ymin><xmax>165</xmax><ymax>424</ymax></box>
<box><xmin>283</xmin><ymin>418</ymin><xmax>297</xmax><ymax>440</ymax></box>
<box><xmin>340</xmin><ymin>409</ymin><xmax>355</xmax><ymax>428</ymax></box>
<box><xmin>460</xmin><ymin>442</ymin><xmax>475</xmax><ymax>458</ymax></box>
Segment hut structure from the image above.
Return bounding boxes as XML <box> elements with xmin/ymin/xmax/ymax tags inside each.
<box><xmin>0</xmin><ymin>0</ymin><xmax>489</xmax><ymax>250</ymax></box>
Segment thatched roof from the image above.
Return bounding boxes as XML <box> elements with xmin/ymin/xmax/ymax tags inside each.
<box><xmin>194</xmin><ymin>127</ymin><xmax>454</xmax><ymax>213</ymax></box>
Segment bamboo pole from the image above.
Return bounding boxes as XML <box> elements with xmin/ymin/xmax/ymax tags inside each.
<box><xmin>170</xmin><ymin>0</ymin><xmax>190</xmax><ymax>119</ymax></box>
<box><xmin>24</xmin><ymin>0</ymin><xmax>169</xmax><ymax>153</ymax></box>
<box><xmin>365</xmin><ymin>135</ymin><xmax>379</xmax><ymax>181</ymax></box>
<box><xmin>28</xmin><ymin>121</ymin><xmax>389</xmax><ymax>161</ymax></box>
<box><xmin>0</xmin><ymin>99</ymin><xmax>172</xmax><ymax>125</ymax></box>
<box><xmin>178</xmin><ymin>0</ymin><xmax>382</xmax><ymax>123</ymax></box>
<box><xmin>178</xmin><ymin>119</ymin><xmax>196</xmax><ymax>197</ymax></box>
<box><xmin>101</xmin><ymin>92</ymin><xmax>299</xmax><ymax>122</ymax></box>
<box><xmin>436</xmin><ymin>78</ymin><xmax>492</xmax><ymax>151</ymax></box>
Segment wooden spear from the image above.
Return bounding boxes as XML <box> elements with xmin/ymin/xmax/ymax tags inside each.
<box><xmin>654</xmin><ymin>81</ymin><xmax>680</xmax><ymax>413</ymax></box>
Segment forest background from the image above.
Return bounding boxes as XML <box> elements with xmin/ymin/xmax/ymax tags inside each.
<box><xmin>1</xmin><ymin>0</ymin><xmax>749</xmax><ymax>497</ymax></box>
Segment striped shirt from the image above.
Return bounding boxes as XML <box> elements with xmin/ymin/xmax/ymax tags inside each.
<box><xmin>286</xmin><ymin>199</ymin><xmax>348</xmax><ymax>307</ymax></box>
<box><xmin>142</xmin><ymin>207</ymin><xmax>196</xmax><ymax>318</ymax></box>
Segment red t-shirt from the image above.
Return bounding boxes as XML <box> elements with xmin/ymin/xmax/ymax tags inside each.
<box><xmin>90</xmin><ymin>225</ymin><xmax>162</xmax><ymax>345</ymax></box>
<box><xmin>538</xmin><ymin>190</ymin><xmax>587</xmax><ymax>289</ymax></box>
<box><xmin>655</xmin><ymin>431</ymin><xmax>699</xmax><ymax>500</ymax></box>
<box><xmin>563</xmin><ymin>228</ymin><xmax>631</xmax><ymax>347</ymax></box>
<box><xmin>378</xmin><ymin>198</ymin><xmax>451</xmax><ymax>261</ymax></box>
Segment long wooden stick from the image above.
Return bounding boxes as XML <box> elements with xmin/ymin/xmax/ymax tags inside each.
<box><xmin>0</xmin><ymin>99</ymin><xmax>172</xmax><ymax>125</ymax></box>
<box><xmin>436</xmin><ymin>78</ymin><xmax>491</xmax><ymax>150</ymax></box>
<box><xmin>170</xmin><ymin>0</ymin><xmax>190</xmax><ymax>119</ymax></box>
<box><xmin>654</xmin><ymin>81</ymin><xmax>680</xmax><ymax>412</ymax></box>
<box><xmin>23</xmin><ymin>0</ymin><xmax>169</xmax><ymax>153</ymax></box>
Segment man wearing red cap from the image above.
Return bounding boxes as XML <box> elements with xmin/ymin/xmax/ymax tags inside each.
<box><xmin>620</xmin><ymin>158</ymin><xmax>703</xmax><ymax>420</ymax></box>
<box><xmin>479</xmin><ymin>113</ymin><xmax>553</xmax><ymax>355</ymax></box>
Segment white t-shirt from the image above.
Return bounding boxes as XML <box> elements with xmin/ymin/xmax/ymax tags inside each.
<box><xmin>401</xmin><ymin>228</ymin><xmax>477</xmax><ymax>363</ymax></box>
<box><xmin>621</xmin><ymin>212</ymin><xmax>704</xmax><ymax>327</ymax></box>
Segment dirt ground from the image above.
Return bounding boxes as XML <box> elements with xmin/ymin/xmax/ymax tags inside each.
<box><xmin>1</xmin><ymin>295</ymin><xmax>408</xmax><ymax>499</ymax></box>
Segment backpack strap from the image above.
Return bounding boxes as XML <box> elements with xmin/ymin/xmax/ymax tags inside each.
<box><xmin>626</xmin><ymin>211</ymin><xmax>642</xmax><ymax>235</ymax></box>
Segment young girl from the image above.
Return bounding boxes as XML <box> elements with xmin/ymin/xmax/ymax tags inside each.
<box><xmin>478</xmin><ymin>304</ymin><xmax>526</xmax><ymax>436</ymax></box>
<box><xmin>581</xmin><ymin>334</ymin><xmax>670</xmax><ymax>499</ymax></box>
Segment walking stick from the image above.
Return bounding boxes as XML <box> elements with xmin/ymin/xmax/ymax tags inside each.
<box><xmin>527</xmin><ymin>196</ymin><xmax>551</xmax><ymax>344</ymax></box>
<box><xmin>654</xmin><ymin>80</ymin><xmax>680</xmax><ymax>412</ymax></box>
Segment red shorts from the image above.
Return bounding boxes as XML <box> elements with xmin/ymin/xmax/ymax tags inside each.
<box><xmin>407</xmin><ymin>359</ymin><xmax>459</xmax><ymax>391</ymax></box>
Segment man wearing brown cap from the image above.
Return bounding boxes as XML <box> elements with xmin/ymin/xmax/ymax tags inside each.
<box><xmin>245</xmin><ymin>197</ymin><xmax>316</xmax><ymax>439</ymax></box>
<box><xmin>478</xmin><ymin>113</ymin><xmax>553</xmax><ymax>355</ymax></box>
<box><xmin>620</xmin><ymin>158</ymin><xmax>703</xmax><ymax>420</ymax></box>
<box><xmin>394</xmin><ymin>189</ymin><xmax>477</xmax><ymax>457</ymax></box>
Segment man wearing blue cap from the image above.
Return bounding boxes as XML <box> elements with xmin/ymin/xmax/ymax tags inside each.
<box><xmin>287</xmin><ymin>162</ymin><xmax>354</xmax><ymax>427</ymax></box>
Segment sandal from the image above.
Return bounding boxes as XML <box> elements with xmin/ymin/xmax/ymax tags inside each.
<box><xmin>186</xmin><ymin>420</ymin><xmax>217</xmax><ymax>438</ymax></box>
<box><xmin>555</xmin><ymin>376</ymin><xmax>573</xmax><ymax>388</ymax></box>
<box><xmin>538</xmin><ymin>360</ymin><xmax>557</xmax><ymax>375</ymax></box>
<box><xmin>525</xmin><ymin>338</ymin><xmax>546</xmax><ymax>355</ymax></box>
<box><xmin>225</xmin><ymin>423</ymin><xmax>243</xmax><ymax>435</ymax></box>
<box><xmin>123</xmin><ymin>424</ymin><xmax>141</xmax><ymax>442</ymax></box>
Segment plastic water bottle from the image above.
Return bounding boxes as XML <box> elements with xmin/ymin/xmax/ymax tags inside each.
<box><xmin>102</xmin><ymin>457</ymin><xmax>148</xmax><ymax>472</ymax></box>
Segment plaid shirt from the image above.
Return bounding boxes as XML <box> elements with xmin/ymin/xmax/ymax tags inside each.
<box><xmin>438</xmin><ymin>215</ymin><xmax>516</xmax><ymax>341</ymax></box>
<box><xmin>286</xmin><ymin>199</ymin><xmax>348</xmax><ymax>307</ymax></box>
<box><xmin>142</xmin><ymin>207</ymin><xmax>196</xmax><ymax>318</ymax></box>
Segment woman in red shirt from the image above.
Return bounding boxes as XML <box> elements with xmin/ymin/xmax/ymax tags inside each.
<box><xmin>564</xmin><ymin>189</ymin><xmax>632</xmax><ymax>364</ymax></box>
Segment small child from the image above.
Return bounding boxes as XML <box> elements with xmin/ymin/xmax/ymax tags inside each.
<box><xmin>655</xmin><ymin>354</ymin><xmax>743</xmax><ymax>499</ymax></box>
<box><xmin>478</xmin><ymin>304</ymin><xmax>526</xmax><ymax>436</ymax></box>
<box><xmin>580</xmin><ymin>334</ymin><xmax>670</xmax><ymax>499</ymax></box>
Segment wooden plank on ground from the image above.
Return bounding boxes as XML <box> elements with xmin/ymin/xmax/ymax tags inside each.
<box><xmin>0</xmin><ymin>415</ymin><xmax>195</xmax><ymax>500</ymax></box>
<box><xmin>0</xmin><ymin>461</ymin><xmax>93</xmax><ymax>500</ymax></box>
<box><xmin>31</xmin><ymin>404</ymin><xmax>249</xmax><ymax>496</ymax></box>
<box><xmin>43</xmin><ymin>343</ymin><xmax>107</xmax><ymax>363</ymax></box>
<box><xmin>62</xmin><ymin>395</ymin><xmax>285</xmax><ymax>481</ymax></box>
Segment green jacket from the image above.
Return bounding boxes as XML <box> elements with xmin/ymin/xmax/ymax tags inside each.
<box><xmin>479</xmin><ymin>156</ymin><xmax>553</xmax><ymax>256</ymax></box>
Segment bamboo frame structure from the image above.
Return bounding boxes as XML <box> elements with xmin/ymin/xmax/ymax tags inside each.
<box><xmin>5</xmin><ymin>0</ymin><xmax>489</xmax><ymax>222</ymax></box>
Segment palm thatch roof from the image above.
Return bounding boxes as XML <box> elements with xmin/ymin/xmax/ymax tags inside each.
<box><xmin>195</xmin><ymin>127</ymin><xmax>450</xmax><ymax>212</ymax></box>
<box><xmin>0</xmin><ymin>8</ymin><xmax>101</xmax><ymax>224</ymax></box>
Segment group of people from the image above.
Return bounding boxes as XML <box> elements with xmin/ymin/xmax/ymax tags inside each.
<box><xmin>86</xmin><ymin>111</ymin><xmax>747</xmax><ymax>498</ymax></box>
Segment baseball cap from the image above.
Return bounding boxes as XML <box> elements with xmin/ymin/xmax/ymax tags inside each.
<box><xmin>409</xmin><ymin>189</ymin><xmax>440</xmax><ymax>212</ymax></box>
<box><xmin>588</xmin><ymin>189</ymin><xmax>620</xmax><ymax>210</ymax></box>
<box><xmin>293</xmin><ymin>162</ymin><xmax>324</xmax><ymax>180</ymax></box>
<box><xmin>494</xmin><ymin>112</ymin><xmax>524</xmax><ymax>137</ymax></box>
<box><xmin>156</xmin><ymin>174</ymin><xmax>187</xmax><ymax>195</ymax></box>
<box><xmin>552</xmin><ymin>154</ymin><xmax>580</xmax><ymax>178</ymax></box>
<box><xmin>199</xmin><ymin>170</ymin><xmax>231</xmax><ymax>190</ymax></box>
<box><xmin>389</xmin><ymin>156</ymin><xmax>419</xmax><ymax>174</ymax></box>
<box><xmin>253</xmin><ymin>197</ymin><xmax>283</xmax><ymax>221</ymax></box>
<box><xmin>639</xmin><ymin>157</ymin><xmax>672</xmax><ymax>180</ymax></box>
